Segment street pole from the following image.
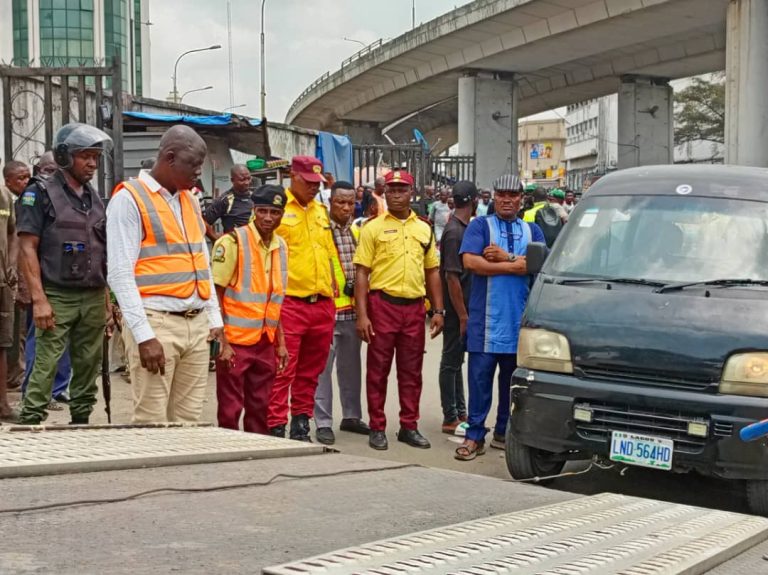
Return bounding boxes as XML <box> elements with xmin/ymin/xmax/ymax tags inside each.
<box><xmin>172</xmin><ymin>45</ymin><xmax>221</xmax><ymax>104</ymax></box>
<box><xmin>180</xmin><ymin>85</ymin><xmax>213</xmax><ymax>103</ymax></box>
<box><xmin>260</xmin><ymin>0</ymin><xmax>267</xmax><ymax>119</ymax></box>
<box><xmin>412</xmin><ymin>0</ymin><xmax>415</xmax><ymax>29</ymax></box>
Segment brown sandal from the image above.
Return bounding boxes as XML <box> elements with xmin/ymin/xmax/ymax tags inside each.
<box><xmin>454</xmin><ymin>440</ymin><xmax>486</xmax><ymax>461</ymax></box>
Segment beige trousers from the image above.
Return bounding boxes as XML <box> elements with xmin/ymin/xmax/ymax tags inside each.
<box><xmin>124</xmin><ymin>310</ymin><xmax>209</xmax><ymax>423</ymax></box>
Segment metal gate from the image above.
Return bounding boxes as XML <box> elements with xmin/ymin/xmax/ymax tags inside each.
<box><xmin>430</xmin><ymin>154</ymin><xmax>475</xmax><ymax>188</ymax></box>
<box><xmin>354</xmin><ymin>144</ymin><xmax>429</xmax><ymax>189</ymax></box>
<box><xmin>0</xmin><ymin>58</ymin><xmax>124</xmax><ymax>198</ymax></box>
<box><xmin>353</xmin><ymin>143</ymin><xmax>475</xmax><ymax>190</ymax></box>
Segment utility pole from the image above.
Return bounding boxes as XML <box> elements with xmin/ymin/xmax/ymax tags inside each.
<box><xmin>412</xmin><ymin>0</ymin><xmax>415</xmax><ymax>29</ymax></box>
<box><xmin>227</xmin><ymin>0</ymin><xmax>235</xmax><ymax>109</ymax></box>
<box><xmin>260</xmin><ymin>0</ymin><xmax>267</xmax><ymax>119</ymax></box>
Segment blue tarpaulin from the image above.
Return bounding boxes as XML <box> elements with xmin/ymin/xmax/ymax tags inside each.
<box><xmin>123</xmin><ymin>111</ymin><xmax>262</xmax><ymax>127</ymax></box>
<box><xmin>316</xmin><ymin>132</ymin><xmax>353</xmax><ymax>183</ymax></box>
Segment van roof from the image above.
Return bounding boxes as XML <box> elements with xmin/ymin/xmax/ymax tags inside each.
<box><xmin>587</xmin><ymin>165</ymin><xmax>768</xmax><ymax>201</ymax></box>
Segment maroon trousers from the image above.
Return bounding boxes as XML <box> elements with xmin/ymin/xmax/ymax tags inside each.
<box><xmin>267</xmin><ymin>297</ymin><xmax>334</xmax><ymax>428</ymax></box>
<box><xmin>216</xmin><ymin>335</ymin><xmax>275</xmax><ymax>434</ymax></box>
<box><xmin>366</xmin><ymin>292</ymin><xmax>426</xmax><ymax>431</ymax></box>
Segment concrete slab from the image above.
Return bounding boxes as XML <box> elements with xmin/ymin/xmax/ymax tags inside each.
<box><xmin>264</xmin><ymin>493</ymin><xmax>768</xmax><ymax>575</ymax></box>
<box><xmin>0</xmin><ymin>425</ymin><xmax>324</xmax><ymax>478</ymax></box>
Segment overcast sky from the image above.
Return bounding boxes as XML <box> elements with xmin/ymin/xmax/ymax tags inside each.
<box><xmin>148</xmin><ymin>0</ymin><xmax>471</xmax><ymax>122</ymax></box>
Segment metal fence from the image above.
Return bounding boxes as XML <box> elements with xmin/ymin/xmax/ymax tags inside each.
<box><xmin>0</xmin><ymin>58</ymin><xmax>123</xmax><ymax>198</ymax></box>
<box><xmin>354</xmin><ymin>144</ymin><xmax>475</xmax><ymax>191</ymax></box>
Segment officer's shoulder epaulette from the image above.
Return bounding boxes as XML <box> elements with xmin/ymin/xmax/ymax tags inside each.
<box><xmin>26</xmin><ymin>175</ymin><xmax>47</xmax><ymax>193</ymax></box>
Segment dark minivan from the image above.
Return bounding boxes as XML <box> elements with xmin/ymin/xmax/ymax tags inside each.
<box><xmin>507</xmin><ymin>165</ymin><xmax>768</xmax><ymax>515</ymax></box>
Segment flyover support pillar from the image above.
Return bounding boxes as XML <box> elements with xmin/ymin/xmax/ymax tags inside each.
<box><xmin>725</xmin><ymin>0</ymin><xmax>768</xmax><ymax>166</ymax></box>
<box><xmin>458</xmin><ymin>73</ymin><xmax>518</xmax><ymax>189</ymax></box>
<box><xmin>617</xmin><ymin>76</ymin><xmax>673</xmax><ymax>170</ymax></box>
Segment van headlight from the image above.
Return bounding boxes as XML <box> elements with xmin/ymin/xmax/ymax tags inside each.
<box><xmin>518</xmin><ymin>328</ymin><xmax>573</xmax><ymax>374</ymax></box>
<box><xmin>720</xmin><ymin>353</ymin><xmax>768</xmax><ymax>397</ymax></box>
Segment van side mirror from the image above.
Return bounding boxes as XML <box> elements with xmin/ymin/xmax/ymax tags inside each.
<box><xmin>526</xmin><ymin>242</ymin><xmax>548</xmax><ymax>274</ymax></box>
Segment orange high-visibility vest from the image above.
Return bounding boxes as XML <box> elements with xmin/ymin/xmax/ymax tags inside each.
<box><xmin>222</xmin><ymin>225</ymin><xmax>287</xmax><ymax>345</ymax></box>
<box><xmin>115</xmin><ymin>179</ymin><xmax>211</xmax><ymax>300</ymax></box>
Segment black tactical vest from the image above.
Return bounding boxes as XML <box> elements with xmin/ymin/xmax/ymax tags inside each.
<box><xmin>38</xmin><ymin>178</ymin><xmax>107</xmax><ymax>289</ymax></box>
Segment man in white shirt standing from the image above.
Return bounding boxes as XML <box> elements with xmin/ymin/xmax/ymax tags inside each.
<box><xmin>107</xmin><ymin>125</ymin><xmax>224</xmax><ymax>423</ymax></box>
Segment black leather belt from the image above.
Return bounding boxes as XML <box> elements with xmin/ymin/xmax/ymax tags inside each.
<box><xmin>289</xmin><ymin>294</ymin><xmax>330</xmax><ymax>304</ymax></box>
<box><xmin>166</xmin><ymin>308</ymin><xmax>204</xmax><ymax>319</ymax></box>
<box><xmin>373</xmin><ymin>290</ymin><xmax>423</xmax><ymax>306</ymax></box>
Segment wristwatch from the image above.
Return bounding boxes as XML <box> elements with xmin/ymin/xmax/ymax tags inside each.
<box><xmin>432</xmin><ymin>309</ymin><xmax>446</xmax><ymax>316</ymax></box>
<box><xmin>507</xmin><ymin>253</ymin><xmax>517</xmax><ymax>262</ymax></box>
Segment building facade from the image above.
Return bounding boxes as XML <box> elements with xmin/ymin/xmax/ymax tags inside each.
<box><xmin>564</xmin><ymin>96</ymin><xmax>618</xmax><ymax>192</ymax></box>
<box><xmin>518</xmin><ymin>118</ymin><xmax>567</xmax><ymax>188</ymax></box>
<box><xmin>1</xmin><ymin>0</ymin><xmax>151</xmax><ymax>96</ymax></box>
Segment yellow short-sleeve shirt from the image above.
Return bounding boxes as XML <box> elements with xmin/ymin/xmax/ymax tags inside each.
<box><xmin>275</xmin><ymin>189</ymin><xmax>335</xmax><ymax>298</ymax></box>
<box><xmin>353</xmin><ymin>211</ymin><xmax>438</xmax><ymax>299</ymax></box>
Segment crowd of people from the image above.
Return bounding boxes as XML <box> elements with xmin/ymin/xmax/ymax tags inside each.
<box><xmin>0</xmin><ymin>120</ymin><xmax>579</xmax><ymax>460</ymax></box>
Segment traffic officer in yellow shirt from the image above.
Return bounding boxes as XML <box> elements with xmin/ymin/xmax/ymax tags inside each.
<box><xmin>212</xmin><ymin>184</ymin><xmax>289</xmax><ymax>435</ymax></box>
<box><xmin>267</xmin><ymin>156</ymin><xmax>336</xmax><ymax>441</ymax></box>
<box><xmin>353</xmin><ymin>170</ymin><xmax>444</xmax><ymax>450</ymax></box>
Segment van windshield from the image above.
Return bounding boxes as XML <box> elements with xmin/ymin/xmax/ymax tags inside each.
<box><xmin>545</xmin><ymin>195</ymin><xmax>768</xmax><ymax>284</ymax></box>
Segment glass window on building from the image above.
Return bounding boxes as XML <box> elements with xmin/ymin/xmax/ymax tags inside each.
<box><xmin>39</xmin><ymin>0</ymin><xmax>95</xmax><ymax>67</ymax></box>
<box><xmin>104</xmin><ymin>0</ymin><xmax>129</xmax><ymax>92</ymax></box>
<box><xmin>12</xmin><ymin>0</ymin><xmax>29</xmax><ymax>66</ymax></box>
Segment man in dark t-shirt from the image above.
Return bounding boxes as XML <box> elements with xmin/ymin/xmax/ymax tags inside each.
<box><xmin>203</xmin><ymin>164</ymin><xmax>253</xmax><ymax>240</ymax></box>
<box><xmin>438</xmin><ymin>181</ymin><xmax>477</xmax><ymax>434</ymax></box>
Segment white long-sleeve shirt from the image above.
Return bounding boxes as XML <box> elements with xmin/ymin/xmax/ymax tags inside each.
<box><xmin>107</xmin><ymin>170</ymin><xmax>223</xmax><ymax>344</ymax></box>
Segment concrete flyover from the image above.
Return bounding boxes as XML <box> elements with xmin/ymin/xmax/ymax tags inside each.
<box><xmin>286</xmin><ymin>0</ymin><xmax>767</xmax><ymax>187</ymax></box>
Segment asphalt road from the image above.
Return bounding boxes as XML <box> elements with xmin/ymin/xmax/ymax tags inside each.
<box><xmin>13</xmin><ymin>330</ymin><xmax>750</xmax><ymax>515</ymax></box>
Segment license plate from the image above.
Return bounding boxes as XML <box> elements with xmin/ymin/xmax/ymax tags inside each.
<box><xmin>609</xmin><ymin>431</ymin><xmax>673</xmax><ymax>471</ymax></box>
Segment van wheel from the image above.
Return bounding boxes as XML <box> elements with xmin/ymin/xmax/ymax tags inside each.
<box><xmin>746</xmin><ymin>480</ymin><xmax>768</xmax><ymax>516</ymax></box>
<box><xmin>504</xmin><ymin>424</ymin><xmax>565</xmax><ymax>485</ymax></box>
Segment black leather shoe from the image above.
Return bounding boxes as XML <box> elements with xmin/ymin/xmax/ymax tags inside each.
<box><xmin>339</xmin><ymin>418</ymin><xmax>370</xmax><ymax>435</ymax></box>
<box><xmin>290</xmin><ymin>414</ymin><xmax>312</xmax><ymax>442</ymax></box>
<box><xmin>397</xmin><ymin>428</ymin><xmax>431</xmax><ymax>449</ymax></box>
<box><xmin>269</xmin><ymin>424</ymin><xmax>286</xmax><ymax>438</ymax></box>
<box><xmin>315</xmin><ymin>426</ymin><xmax>336</xmax><ymax>445</ymax></box>
<box><xmin>369</xmin><ymin>430</ymin><xmax>388</xmax><ymax>450</ymax></box>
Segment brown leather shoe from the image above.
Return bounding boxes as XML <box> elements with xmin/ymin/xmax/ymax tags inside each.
<box><xmin>442</xmin><ymin>419</ymin><xmax>461</xmax><ymax>434</ymax></box>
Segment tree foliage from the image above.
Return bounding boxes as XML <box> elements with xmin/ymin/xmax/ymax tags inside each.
<box><xmin>674</xmin><ymin>74</ymin><xmax>725</xmax><ymax>146</ymax></box>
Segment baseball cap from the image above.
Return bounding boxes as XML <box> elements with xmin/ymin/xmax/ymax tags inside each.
<box><xmin>291</xmin><ymin>156</ymin><xmax>326</xmax><ymax>183</ymax></box>
<box><xmin>452</xmin><ymin>180</ymin><xmax>478</xmax><ymax>203</ymax></box>
<box><xmin>384</xmin><ymin>170</ymin><xmax>414</xmax><ymax>186</ymax></box>
<box><xmin>251</xmin><ymin>184</ymin><xmax>287</xmax><ymax>208</ymax></box>
<box><xmin>493</xmin><ymin>174</ymin><xmax>522</xmax><ymax>192</ymax></box>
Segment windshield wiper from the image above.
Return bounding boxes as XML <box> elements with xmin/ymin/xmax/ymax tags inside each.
<box><xmin>557</xmin><ymin>277</ymin><xmax>666</xmax><ymax>288</ymax></box>
<box><xmin>656</xmin><ymin>278</ymin><xmax>768</xmax><ymax>294</ymax></box>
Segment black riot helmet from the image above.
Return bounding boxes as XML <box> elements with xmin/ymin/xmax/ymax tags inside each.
<box><xmin>53</xmin><ymin>123</ymin><xmax>113</xmax><ymax>169</ymax></box>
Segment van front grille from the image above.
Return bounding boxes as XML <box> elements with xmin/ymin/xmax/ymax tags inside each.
<box><xmin>575</xmin><ymin>402</ymin><xmax>708</xmax><ymax>454</ymax></box>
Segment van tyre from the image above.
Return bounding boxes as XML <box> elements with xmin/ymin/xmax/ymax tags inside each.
<box><xmin>746</xmin><ymin>480</ymin><xmax>768</xmax><ymax>517</ymax></box>
<box><xmin>504</xmin><ymin>423</ymin><xmax>565</xmax><ymax>485</ymax></box>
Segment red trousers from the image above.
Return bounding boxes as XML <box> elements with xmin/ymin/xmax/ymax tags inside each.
<box><xmin>366</xmin><ymin>292</ymin><xmax>426</xmax><ymax>431</ymax></box>
<box><xmin>267</xmin><ymin>297</ymin><xmax>334</xmax><ymax>428</ymax></box>
<box><xmin>216</xmin><ymin>335</ymin><xmax>275</xmax><ymax>434</ymax></box>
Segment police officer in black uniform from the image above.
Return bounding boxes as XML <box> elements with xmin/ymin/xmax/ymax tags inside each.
<box><xmin>203</xmin><ymin>164</ymin><xmax>253</xmax><ymax>240</ymax></box>
<box><xmin>17</xmin><ymin>123</ymin><xmax>112</xmax><ymax>425</ymax></box>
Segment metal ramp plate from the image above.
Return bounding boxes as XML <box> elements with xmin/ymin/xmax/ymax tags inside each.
<box><xmin>264</xmin><ymin>493</ymin><xmax>768</xmax><ymax>575</ymax></box>
<box><xmin>0</xmin><ymin>425</ymin><xmax>324</xmax><ymax>478</ymax></box>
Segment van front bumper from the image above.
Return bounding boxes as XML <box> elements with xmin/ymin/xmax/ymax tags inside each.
<box><xmin>510</xmin><ymin>368</ymin><xmax>768</xmax><ymax>480</ymax></box>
